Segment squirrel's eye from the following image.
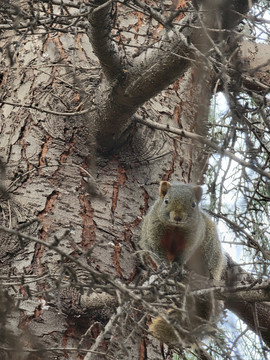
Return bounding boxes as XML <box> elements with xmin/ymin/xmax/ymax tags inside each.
<box><xmin>164</xmin><ymin>198</ymin><xmax>169</xmax><ymax>205</ymax></box>
<box><xmin>191</xmin><ymin>201</ymin><xmax>196</xmax><ymax>208</ymax></box>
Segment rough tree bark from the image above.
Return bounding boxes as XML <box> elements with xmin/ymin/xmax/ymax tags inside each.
<box><xmin>0</xmin><ymin>0</ymin><xmax>269</xmax><ymax>359</ymax></box>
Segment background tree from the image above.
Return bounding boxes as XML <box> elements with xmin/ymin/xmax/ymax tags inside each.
<box><xmin>0</xmin><ymin>0</ymin><xmax>269</xmax><ymax>359</ymax></box>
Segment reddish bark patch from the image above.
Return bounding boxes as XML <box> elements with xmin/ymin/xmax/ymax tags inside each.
<box><xmin>33</xmin><ymin>191</ymin><xmax>59</xmax><ymax>273</ymax></box>
<box><xmin>52</xmin><ymin>36</ymin><xmax>67</xmax><ymax>61</ymax></box>
<box><xmin>175</xmin><ymin>0</ymin><xmax>189</xmax><ymax>21</ymax></box>
<box><xmin>141</xmin><ymin>188</ymin><xmax>150</xmax><ymax>216</ymax></box>
<box><xmin>76</xmin><ymin>33</ymin><xmax>88</xmax><ymax>62</ymax></box>
<box><xmin>128</xmin><ymin>267</ymin><xmax>137</xmax><ymax>282</ymax></box>
<box><xmin>111</xmin><ymin>164</ymin><xmax>127</xmax><ymax>214</ymax></box>
<box><xmin>19</xmin><ymin>285</ymin><xmax>28</xmax><ymax>297</ymax></box>
<box><xmin>139</xmin><ymin>337</ymin><xmax>147</xmax><ymax>360</ymax></box>
<box><xmin>79</xmin><ymin>194</ymin><xmax>96</xmax><ymax>249</ymax></box>
<box><xmin>37</xmin><ymin>191</ymin><xmax>59</xmax><ymax>225</ymax></box>
<box><xmin>39</xmin><ymin>134</ymin><xmax>51</xmax><ymax>169</ymax></box>
<box><xmin>113</xmin><ymin>242</ymin><xmax>123</xmax><ymax>278</ymax></box>
<box><xmin>59</xmin><ymin>134</ymin><xmax>76</xmax><ymax>164</ymax></box>
<box><xmin>160</xmin><ymin>227</ymin><xmax>187</xmax><ymax>262</ymax></box>
<box><xmin>173</xmin><ymin>104</ymin><xmax>181</xmax><ymax>124</ymax></box>
<box><xmin>122</xmin><ymin>227</ymin><xmax>131</xmax><ymax>241</ymax></box>
<box><xmin>162</xmin><ymin>140</ymin><xmax>177</xmax><ymax>180</ymax></box>
<box><xmin>135</xmin><ymin>12</ymin><xmax>144</xmax><ymax>38</ymax></box>
<box><xmin>34</xmin><ymin>304</ymin><xmax>42</xmax><ymax>318</ymax></box>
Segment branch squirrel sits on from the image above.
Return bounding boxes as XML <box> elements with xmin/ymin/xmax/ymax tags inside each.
<box><xmin>139</xmin><ymin>181</ymin><xmax>224</xmax><ymax>344</ymax></box>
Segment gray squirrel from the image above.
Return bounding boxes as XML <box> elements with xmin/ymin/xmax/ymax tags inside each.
<box><xmin>140</xmin><ymin>181</ymin><xmax>224</xmax><ymax>344</ymax></box>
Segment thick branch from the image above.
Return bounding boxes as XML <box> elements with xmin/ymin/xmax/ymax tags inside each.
<box><xmin>123</xmin><ymin>28</ymin><xmax>194</xmax><ymax>104</ymax></box>
<box><xmin>125</xmin><ymin>0</ymin><xmax>256</xmax><ymax>102</ymax></box>
<box><xmin>91</xmin><ymin>0</ymin><xmax>259</xmax><ymax>151</ymax></box>
<box><xmin>131</xmin><ymin>0</ymin><xmax>168</xmax><ymax>26</ymax></box>
<box><xmin>87</xmin><ymin>0</ymin><xmax>124</xmax><ymax>83</ymax></box>
<box><xmin>240</xmin><ymin>41</ymin><xmax>270</xmax><ymax>91</ymax></box>
<box><xmin>224</xmin><ymin>255</ymin><xmax>270</xmax><ymax>348</ymax></box>
<box><xmin>225</xmin><ymin>300</ymin><xmax>270</xmax><ymax>348</ymax></box>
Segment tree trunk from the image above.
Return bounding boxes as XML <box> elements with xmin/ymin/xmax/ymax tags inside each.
<box><xmin>0</xmin><ymin>24</ymin><xmax>212</xmax><ymax>359</ymax></box>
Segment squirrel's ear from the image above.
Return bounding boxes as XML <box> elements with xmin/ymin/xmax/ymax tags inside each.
<box><xmin>159</xmin><ymin>181</ymin><xmax>171</xmax><ymax>198</ymax></box>
<box><xmin>193</xmin><ymin>186</ymin><xmax>203</xmax><ymax>202</ymax></box>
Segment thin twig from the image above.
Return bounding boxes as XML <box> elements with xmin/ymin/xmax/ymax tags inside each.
<box><xmin>135</xmin><ymin>115</ymin><xmax>270</xmax><ymax>180</ymax></box>
<box><xmin>0</xmin><ymin>100</ymin><xmax>93</xmax><ymax>116</ymax></box>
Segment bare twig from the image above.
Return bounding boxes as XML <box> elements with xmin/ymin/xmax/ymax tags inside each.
<box><xmin>135</xmin><ymin>115</ymin><xmax>270</xmax><ymax>180</ymax></box>
<box><xmin>0</xmin><ymin>100</ymin><xmax>93</xmax><ymax>116</ymax></box>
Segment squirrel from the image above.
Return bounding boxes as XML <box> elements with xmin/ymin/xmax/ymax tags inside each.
<box><xmin>139</xmin><ymin>181</ymin><xmax>224</xmax><ymax>344</ymax></box>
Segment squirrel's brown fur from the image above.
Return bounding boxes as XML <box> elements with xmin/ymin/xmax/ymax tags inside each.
<box><xmin>140</xmin><ymin>181</ymin><xmax>224</xmax><ymax>344</ymax></box>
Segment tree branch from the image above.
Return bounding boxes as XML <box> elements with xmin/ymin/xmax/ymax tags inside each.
<box><xmin>130</xmin><ymin>0</ymin><xmax>168</xmax><ymax>26</ymax></box>
<box><xmin>126</xmin><ymin>0</ymin><xmax>256</xmax><ymax>101</ymax></box>
<box><xmin>123</xmin><ymin>28</ymin><xmax>196</xmax><ymax>104</ymax></box>
<box><xmin>135</xmin><ymin>115</ymin><xmax>270</xmax><ymax>180</ymax></box>
<box><xmin>224</xmin><ymin>256</ymin><xmax>270</xmax><ymax>348</ymax></box>
<box><xmin>87</xmin><ymin>0</ymin><xmax>124</xmax><ymax>83</ymax></box>
<box><xmin>0</xmin><ymin>100</ymin><xmax>92</xmax><ymax>116</ymax></box>
<box><xmin>2</xmin><ymin>223</ymin><xmax>269</xmax><ymax>348</ymax></box>
<box><xmin>207</xmin><ymin>210</ymin><xmax>270</xmax><ymax>259</ymax></box>
<box><xmin>90</xmin><ymin>0</ymin><xmax>260</xmax><ymax>151</ymax></box>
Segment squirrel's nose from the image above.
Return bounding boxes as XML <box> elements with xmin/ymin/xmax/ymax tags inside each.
<box><xmin>174</xmin><ymin>215</ymin><xmax>182</xmax><ymax>222</ymax></box>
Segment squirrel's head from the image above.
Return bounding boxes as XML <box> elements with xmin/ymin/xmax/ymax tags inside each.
<box><xmin>158</xmin><ymin>181</ymin><xmax>202</xmax><ymax>226</ymax></box>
